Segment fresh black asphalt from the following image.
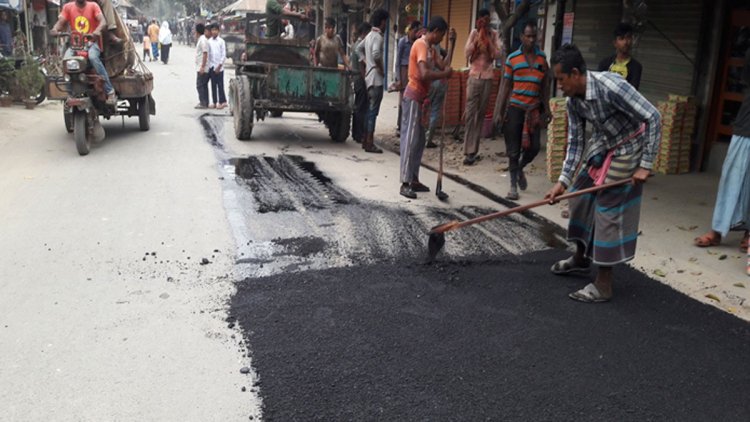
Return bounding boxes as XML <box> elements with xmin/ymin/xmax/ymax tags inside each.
<box><xmin>230</xmin><ymin>250</ymin><xmax>750</xmax><ymax>421</ymax></box>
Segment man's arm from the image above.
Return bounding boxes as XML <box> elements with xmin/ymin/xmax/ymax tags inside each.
<box><xmin>464</xmin><ymin>29</ymin><xmax>476</xmax><ymax>62</ymax></box>
<box><xmin>337</xmin><ymin>36</ymin><xmax>349</xmax><ymax>68</ymax></box>
<box><xmin>437</xmin><ymin>28</ymin><xmax>457</xmax><ymax>69</ymax></box>
<box><xmin>491</xmin><ymin>29</ymin><xmax>502</xmax><ymax>59</ymax></box>
<box><xmin>394</xmin><ymin>38</ymin><xmax>402</xmax><ymax>80</ymax></box>
<box><xmin>51</xmin><ymin>15</ymin><xmax>68</xmax><ymax>34</ymax></box>
<box><xmin>372</xmin><ymin>36</ymin><xmax>384</xmax><ymax>75</ymax></box>
<box><xmin>93</xmin><ymin>12</ymin><xmax>106</xmax><ymax>37</ymax></box>
<box><xmin>540</xmin><ymin>61</ymin><xmax>552</xmax><ymax>122</ymax></box>
<box><xmin>493</xmin><ymin>59</ymin><xmax>513</xmax><ymax>124</ymax></box>
<box><xmin>606</xmin><ymin>78</ymin><xmax>661</xmax><ymax>172</ymax></box>
<box><xmin>417</xmin><ymin>60</ymin><xmax>451</xmax><ymax>82</ymax></box>
<box><xmin>281</xmin><ymin>8</ymin><xmax>307</xmax><ymax>21</ymax></box>
<box><xmin>557</xmin><ymin>101</ymin><xmax>585</xmax><ymax>188</ymax></box>
<box><xmin>218</xmin><ymin>39</ymin><xmax>226</xmax><ymax>71</ymax></box>
<box><xmin>313</xmin><ymin>37</ymin><xmax>321</xmax><ymax>66</ymax></box>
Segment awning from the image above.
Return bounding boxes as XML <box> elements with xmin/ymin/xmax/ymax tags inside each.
<box><xmin>221</xmin><ymin>0</ymin><xmax>265</xmax><ymax>14</ymax></box>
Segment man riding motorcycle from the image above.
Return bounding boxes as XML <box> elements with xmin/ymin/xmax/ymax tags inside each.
<box><xmin>50</xmin><ymin>0</ymin><xmax>116</xmax><ymax>105</ymax></box>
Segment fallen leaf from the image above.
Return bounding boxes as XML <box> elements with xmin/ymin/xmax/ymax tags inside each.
<box><xmin>705</xmin><ymin>293</ymin><xmax>721</xmax><ymax>302</ymax></box>
<box><xmin>734</xmin><ymin>282</ymin><xmax>745</xmax><ymax>288</ymax></box>
<box><xmin>677</xmin><ymin>269</ymin><xmax>685</xmax><ymax>274</ymax></box>
<box><xmin>719</xmin><ymin>254</ymin><xmax>728</xmax><ymax>260</ymax></box>
<box><xmin>653</xmin><ymin>269</ymin><xmax>667</xmax><ymax>277</ymax></box>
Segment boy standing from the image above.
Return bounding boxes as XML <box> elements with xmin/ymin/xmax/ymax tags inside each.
<box><xmin>314</xmin><ymin>17</ymin><xmax>349</xmax><ymax>68</ymax></box>
<box><xmin>598</xmin><ymin>23</ymin><xmax>643</xmax><ymax>90</ymax></box>
<box><xmin>208</xmin><ymin>24</ymin><xmax>228</xmax><ymax>109</ymax></box>
<box><xmin>194</xmin><ymin>23</ymin><xmax>209</xmax><ymax>109</ymax></box>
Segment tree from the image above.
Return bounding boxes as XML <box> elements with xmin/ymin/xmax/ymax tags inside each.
<box><xmin>493</xmin><ymin>0</ymin><xmax>532</xmax><ymax>53</ymax></box>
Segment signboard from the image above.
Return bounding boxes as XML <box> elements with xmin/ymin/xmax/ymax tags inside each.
<box><xmin>562</xmin><ymin>12</ymin><xmax>574</xmax><ymax>45</ymax></box>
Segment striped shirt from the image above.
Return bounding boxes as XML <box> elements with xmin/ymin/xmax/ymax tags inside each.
<box><xmin>559</xmin><ymin>71</ymin><xmax>662</xmax><ymax>187</ymax></box>
<box><xmin>504</xmin><ymin>46</ymin><xmax>548</xmax><ymax>108</ymax></box>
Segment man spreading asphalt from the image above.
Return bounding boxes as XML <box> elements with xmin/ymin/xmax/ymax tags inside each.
<box><xmin>545</xmin><ymin>44</ymin><xmax>661</xmax><ymax>303</ymax></box>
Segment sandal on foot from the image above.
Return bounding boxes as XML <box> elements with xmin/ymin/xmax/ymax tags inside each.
<box><xmin>694</xmin><ymin>232</ymin><xmax>720</xmax><ymax>247</ymax></box>
<box><xmin>569</xmin><ymin>283</ymin><xmax>611</xmax><ymax>303</ymax></box>
<box><xmin>551</xmin><ymin>256</ymin><xmax>591</xmax><ymax>275</ymax></box>
<box><xmin>741</xmin><ymin>232</ymin><xmax>749</xmax><ymax>252</ymax></box>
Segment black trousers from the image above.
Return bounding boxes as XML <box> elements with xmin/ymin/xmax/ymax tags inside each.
<box><xmin>503</xmin><ymin>105</ymin><xmax>541</xmax><ymax>173</ymax></box>
<box><xmin>210</xmin><ymin>68</ymin><xmax>226</xmax><ymax>105</ymax></box>
<box><xmin>196</xmin><ymin>72</ymin><xmax>210</xmax><ymax>106</ymax></box>
<box><xmin>352</xmin><ymin>77</ymin><xmax>367</xmax><ymax>142</ymax></box>
<box><xmin>161</xmin><ymin>43</ymin><xmax>171</xmax><ymax>64</ymax></box>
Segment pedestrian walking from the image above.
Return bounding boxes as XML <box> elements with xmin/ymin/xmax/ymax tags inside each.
<box><xmin>314</xmin><ymin>17</ymin><xmax>349</xmax><ymax>68</ymax></box>
<box><xmin>148</xmin><ymin>19</ymin><xmax>160</xmax><ymax>60</ymax></box>
<box><xmin>395</xmin><ymin>20</ymin><xmax>422</xmax><ymax>136</ymax></box>
<box><xmin>362</xmin><ymin>8</ymin><xmax>390</xmax><ymax>154</ymax></box>
<box><xmin>462</xmin><ymin>9</ymin><xmax>502</xmax><ymax>166</ymax></box>
<box><xmin>350</xmin><ymin>22</ymin><xmax>371</xmax><ymax>144</ymax></box>
<box><xmin>194</xmin><ymin>23</ymin><xmax>210</xmax><ymax>109</ymax></box>
<box><xmin>495</xmin><ymin>21</ymin><xmax>550</xmax><ymax>200</ymax></box>
<box><xmin>142</xmin><ymin>34</ymin><xmax>152</xmax><ymax>61</ymax></box>
<box><xmin>598</xmin><ymin>23</ymin><xmax>643</xmax><ymax>90</ymax></box>
<box><xmin>694</xmin><ymin>46</ymin><xmax>750</xmax><ymax>253</ymax></box>
<box><xmin>398</xmin><ymin>16</ymin><xmax>453</xmax><ymax>199</ymax></box>
<box><xmin>159</xmin><ymin>21</ymin><xmax>173</xmax><ymax>64</ymax></box>
<box><xmin>208</xmin><ymin>23</ymin><xmax>228</xmax><ymax>109</ymax></box>
<box><xmin>424</xmin><ymin>29</ymin><xmax>457</xmax><ymax>148</ymax></box>
<box><xmin>544</xmin><ymin>44</ymin><xmax>661</xmax><ymax>303</ymax></box>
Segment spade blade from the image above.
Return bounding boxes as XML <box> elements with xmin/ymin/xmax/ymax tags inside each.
<box><xmin>427</xmin><ymin>232</ymin><xmax>446</xmax><ymax>261</ymax></box>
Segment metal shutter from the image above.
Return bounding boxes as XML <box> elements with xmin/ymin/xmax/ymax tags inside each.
<box><xmin>430</xmin><ymin>0</ymin><xmax>473</xmax><ymax>69</ymax></box>
<box><xmin>633</xmin><ymin>0</ymin><xmax>702</xmax><ymax>102</ymax></box>
<box><xmin>572</xmin><ymin>0</ymin><xmax>623</xmax><ymax>70</ymax></box>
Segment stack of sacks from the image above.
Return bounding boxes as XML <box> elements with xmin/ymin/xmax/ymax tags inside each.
<box><xmin>655</xmin><ymin>95</ymin><xmax>695</xmax><ymax>174</ymax></box>
<box><xmin>546</xmin><ymin>97</ymin><xmax>568</xmax><ymax>182</ymax></box>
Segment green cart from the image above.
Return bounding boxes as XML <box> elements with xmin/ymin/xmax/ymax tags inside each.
<box><xmin>228</xmin><ymin>13</ymin><xmax>352</xmax><ymax>142</ymax></box>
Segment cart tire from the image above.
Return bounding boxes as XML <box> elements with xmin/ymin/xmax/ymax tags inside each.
<box><xmin>73</xmin><ymin>110</ymin><xmax>90</xmax><ymax>156</ymax></box>
<box><xmin>270</xmin><ymin>110</ymin><xmax>283</xmax><ymax>118</ymax></box>
<box><xmin>35</xmin><ymin>70</ymin><xmax>46</xmax><ymax>105</ymax></box>
<box><xmin>330</xmin><ymin>111</ymin><xmax>351</xmax><ymax>143</ymax></box>
<box><xmin>233</xmin><ymin>75</ymin><xmax>254</xmax><ymax>140</ymax></box>
<box><xmin>64</xmin><ymin>109</ymin><xmax>73</xmax><ymax>133</ymax></box>
<box><xmin>138</xmin><ymin>96</ymin><xmax>150</xmax><ymax>131</ymax></box>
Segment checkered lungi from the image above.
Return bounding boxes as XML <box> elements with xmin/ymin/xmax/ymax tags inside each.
<box><xmin>567</xmin><ymin>145</ymin><xmax>643</xmax><ymax>266</ymax></box>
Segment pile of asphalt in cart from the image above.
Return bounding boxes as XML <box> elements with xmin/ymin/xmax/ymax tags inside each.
<box><xmin>222</xmin><ymin>153</ymin><xmax>750</xmax><ymax>420</ymax></box>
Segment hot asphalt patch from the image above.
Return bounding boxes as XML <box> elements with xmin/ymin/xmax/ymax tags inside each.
<box><xmin>230</xmin><ymin>249</ymin><xmax>750</xmax><ymax>421</ymax></box>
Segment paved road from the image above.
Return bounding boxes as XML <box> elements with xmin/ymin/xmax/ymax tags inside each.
<box><xmin>2</xmin><ymin>44</ymin><xmax>750</xmax><ymax>421</ymax></box>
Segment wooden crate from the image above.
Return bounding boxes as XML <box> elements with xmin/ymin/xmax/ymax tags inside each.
<box><xmin>112</xmin><ymin>72</ymin><xmax>154</xmax><ymax>98</ymax></box>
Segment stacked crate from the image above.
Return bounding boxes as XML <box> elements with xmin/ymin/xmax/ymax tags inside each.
<box><xmin>546</xmin><ymin>97</ymin><xmax>569</xmax><ymax>182</ymax></box>
<box><xmin>655</xmin><ymin>95</ymin><xmax>695</xmax><ymax>174</ymax></box>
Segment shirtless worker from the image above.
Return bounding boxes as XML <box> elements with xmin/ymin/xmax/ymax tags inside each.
<box><xmin>314</xmin><ymin>17</ymin><xmax>349</xmax><ymax>68</ymax></box>
<box><xmin>544</xmin><ymin>44</ymin><xmax>661</xmax><ymax>303</ymax></box>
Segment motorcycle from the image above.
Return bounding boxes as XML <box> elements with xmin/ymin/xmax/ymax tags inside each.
<box><xmin>53</xmin><ymin>32</ymin><xmax>154</xmax><ymax>156</ymax></box>
<box><xmin>0</xmin><ymin>52</ymin><xmax>47</xmax><ymax>104</ymax></box>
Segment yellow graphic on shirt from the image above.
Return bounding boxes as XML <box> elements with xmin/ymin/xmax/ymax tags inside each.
<box><xmin>74</xmin><ymin>16</ymin><xmax>91</xmax><ymax>34</ymax></box>
<box><xmin>609</xmin><ymin>58</ymin><xmax>630</xmax><ymax>79</ymax></box>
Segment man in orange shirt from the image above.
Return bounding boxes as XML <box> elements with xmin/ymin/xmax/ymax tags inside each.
<box><xmin>399</xmin><ymin>16</ymin><xmax>453</xmax><ymax>199</ymax></box>
<box><xmin>147</xmin><ymin>19</ymin><xmax>160</xmax><ymax>60</ymax></box>
<box><xmin>51</xmin><ymin>0</ymin><xmax>115</xmax><ymax>105</ymax></box>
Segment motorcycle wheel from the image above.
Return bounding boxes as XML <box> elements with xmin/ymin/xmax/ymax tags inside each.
<box><xmin>138</xmin><ymin>96</ymin><xmax>150</xmax><ymax>131</ymax></box>
<box><xmin>64</xmin><ymin>108</ymin><xmax>73</xmax><ymax>133</ymax></box>
<box><xmin>73</xmin><ymin>110</ymin><xmax>90</xmax><ymax>156</ymax></box>
<box><xmin>34</xmin><ymin>70</ymin><xmax>46</xmax><ymax>105</ymax></box>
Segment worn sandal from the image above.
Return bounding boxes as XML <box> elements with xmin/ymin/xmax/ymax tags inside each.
<box><xmin>569</xmin><ymin>283</ymin><xmax>611</xmax><ymax>303</ymax></box>
<box><xmin>551</xmin><ymin>256</ymin><xmax>591</xmax><ymax>275</ymax></box>
<box><xmin>694</xmin><ymin>232</ymin><xmax>720</xmax><ymax>247</ymax></box>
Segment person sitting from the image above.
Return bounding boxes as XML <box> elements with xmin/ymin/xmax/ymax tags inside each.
<box><xmin>51</xmin><ymin>0</ymin><xmax>116</xmax><ymax>105</ymax></box>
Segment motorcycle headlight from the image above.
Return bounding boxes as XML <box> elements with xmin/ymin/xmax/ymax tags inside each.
<box><xmin>79</xmin><ymin>73</ymin><xmax>87</xmax><ymax>82</ymax></box>
<box><xmin>64</xmin><ymin>74</ymin><xmax>70</xmax><ymax>82</ymax></box>
<box><xmin>66</xmin><ymin>59</ymin><xmax>80</xmax><ymax>72</ymax></box>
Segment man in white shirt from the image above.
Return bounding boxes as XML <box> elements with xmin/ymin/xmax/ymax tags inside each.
<box><xmin>281</xmin><ymin>19</ymin><xmax>294</xmax><ymax>39</ymax></box>
<box><xmin>362</xmin><ymin>8</ymin><xmax>389</xmax><ymax>153</ymax></box>
<box><xmin>207</xmin><ymin>23</ymin><xmax>228</xmax><ymax>109</ymax></box>
<box><xmin>194</xmin><ymin>23</ymin><xmax>209</xmax><ymax>109</ymax></box>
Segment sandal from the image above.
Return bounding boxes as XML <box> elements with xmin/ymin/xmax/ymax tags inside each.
<box><xmin>741</xmin><ymin>232</ymin><xmax>749</xmax><ymax>252</ymax></box>
<box><xmin>694</xmin><ymin>232</ymin><xmax>720</xmax><ymax>247</ymax></box>
<box><xmin>551</xmin><ymin>256</ymin><xmax>591</xmax><ymax>275</ymax></box>
<box><xmin>568</xmin><ymin>283</ymin><xmax>611</xmax><ymax>303</ymax></box>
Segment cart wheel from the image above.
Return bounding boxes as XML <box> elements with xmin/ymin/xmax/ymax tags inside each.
<box><xmin>73</xmin><ymin>110</ymin><xmax>90</xmax><ymax>156</ymax></box>
<box><xmin>64</xmin><ymin>108</ymin><xmax>73</xmax><ymax>133</ymax></box>
<box><xmin>270</xmin><ymin>110</ymin><xmax>283</xmax><ymax>118</ymax></box>
<box><xmin>233</xmin><ymin>75</ymin><xmax>254</xmax><ymax>140</ymax></box>
<box><xmin>138</xmin><ymin>96</ymin><xmax>150</xmax><ymax>131</ymax></box>
<box><xmin>329</xmin><ymin>110</ymin><xmax>351</xmax><ymax>143</ymax></box>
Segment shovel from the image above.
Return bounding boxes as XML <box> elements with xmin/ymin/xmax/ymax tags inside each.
<box><xmin>435</xmin><ymin>95</ymin><xmax>449</xmax><ymax>201</ymax></box>
<box><xmin>426</xmin><ymin>178</ymin><xmax>632</xmax><ymax>260</ymax></box>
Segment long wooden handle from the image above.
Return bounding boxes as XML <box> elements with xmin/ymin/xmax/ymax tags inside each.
<box><xmin>433</xmin><ymin>178</ymin><xmax>632</xmax><ymax>234</ymax></box>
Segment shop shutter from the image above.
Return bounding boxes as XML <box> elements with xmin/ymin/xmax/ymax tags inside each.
<box><xmin>572</xmin><ymin>0</ymin><xmax>623</xmax><ymax>70</ymax></box>
<box><xmin>430</xmin><ymin>0</ymin><xmax>473</xmax><ymax>69</ymax></box>
<box><xmin>633</xmin><ymin>0</ymin><xmax>702</xmax><ymax>102</ymax></box>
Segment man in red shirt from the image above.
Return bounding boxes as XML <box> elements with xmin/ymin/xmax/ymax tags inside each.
<box><xmin>51</xmin><ymin>0</ymin><xmax>115</xmax><ymax>105</ymax></box>
<box><xmin>398</xmin><ymin>16</ymin><xmax>453</xmax><ymax>199</ymax></box>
